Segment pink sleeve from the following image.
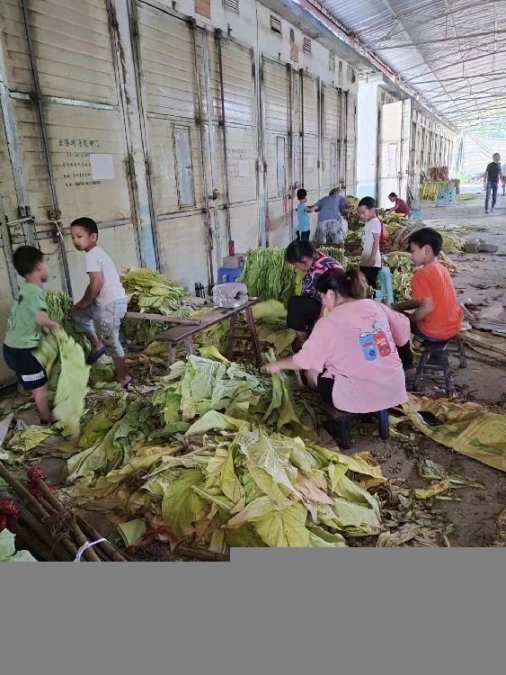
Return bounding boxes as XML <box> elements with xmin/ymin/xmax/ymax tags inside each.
<box><xmin>380</xmin><ymin>305</ymin><xmax>411</xmax><ymax>346</ymax></box>
<box><xmin>292</xmin><ymin>321</ymin><xmax>328</xmax><ymax>373</ymax></box>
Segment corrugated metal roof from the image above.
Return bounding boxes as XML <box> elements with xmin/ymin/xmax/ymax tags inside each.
<box><xmin>319</xmin><ymin>0</ymin><xmax>506</xmax><ymax>128</ymax></box>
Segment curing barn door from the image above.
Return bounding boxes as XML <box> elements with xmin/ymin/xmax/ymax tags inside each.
<box><xmin>345</xmin><ymin>91</ymin><xmax>357</xmax><ymax>194</ymax></box>
<box><xmin>0</xmin><ymin>105</ymin><xmax>18</xmax><ymax>387</ymax></box>
<box><xmin>215</xmin><ymin>36</ymin><xmax>259</xmax><ymax>255</ymax></box>
<box><xmin>378</xmin><ymin>100</ymin><xmax>403</xmax><ymax>208</ymax></box>
<box><xmin>135</xmin><ymin>1</ymin><xmax>211</xmax><ymax>291</ymax></box>
<box><xmin>262</xmin><ymin>57</ymin><xmax>291</xmax><ymax>249</ymax></box>
<box><xmin>321</xmin><ymin>84</ymin><xmax>340</xmax><ymax>194</ymax></box>
<box><xmin>0</xmin><ymin>0</ymin><xmax>140</xmax><ymax>302</ymax></box>
<box><xmin>299</xmin><ymin>71</ymin><xmax>319</xmax><ymax>230</ymax></box>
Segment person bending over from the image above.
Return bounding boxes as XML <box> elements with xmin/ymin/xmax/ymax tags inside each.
<box><xmin>285</xmin><ymin>240</ymin><xmax>342</xmax><ymax>347</ymax></box>
<box><xmin>267</xmin><ymin>268</ymin><xmax>409</xmax><ymax>415</ymax></box>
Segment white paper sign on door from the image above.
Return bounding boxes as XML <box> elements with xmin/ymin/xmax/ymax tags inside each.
<box><xmin>90</xmin><ymin>154</ymin><xmax>115</xmax><ymax>180</ymax></box>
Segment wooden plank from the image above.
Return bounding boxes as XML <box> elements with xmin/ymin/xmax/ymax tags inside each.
<box><xmin>126</xmin><ymin>312</ymin><xmax>201</xmax><ymax>326</ymax></box>
<box><xmin>157</xmin><ymin>300</ymin><xmax>258</xmax><ymax>344</ymax></box>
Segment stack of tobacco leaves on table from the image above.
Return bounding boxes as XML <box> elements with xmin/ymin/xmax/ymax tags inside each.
<box><xmin>42</xmin><ymin>349</ymin><xmax>388</xmax><ymax>552</ymax></box>
<box><xmin>121</xmin><ymin>268</ymin><xmax>191</xmax><ymax>346</ymax></box>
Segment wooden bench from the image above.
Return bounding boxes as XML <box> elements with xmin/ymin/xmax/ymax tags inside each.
<box><xmin>156</xmin><ymin>299</ymin><xmax>262</xmax><ymax>371</ymax></box>
<box><xmin>322</xmin><ymin>404</ymin><xmax>390</xmax><ymax>450</ymax></box>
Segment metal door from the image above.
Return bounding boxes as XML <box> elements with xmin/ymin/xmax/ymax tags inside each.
<box><xmin>299</xmin><ymin>71</ymin><xmax>319</xmax><ymax>202</ymax></box>
<box><xmin>321</xmin><ymin>84</ymin><xmax>341</xmax><ymax>194</ymax></box>
<box><xmin>345</xmin><ymin>91</ymin><xmax>357</xmax><ymax>194</ymax></box>
<box><xmin>216</xmin><ymin>36</ymin><xmax>259</xmax><ymax>254</ymax></box>
<box><xmin>378</xmin><ymin>100</ymin><xmax>403</xmax><ymax>207</ymax></box>
<box><xmin>134</xmin><ymin>1</ymin><xmax>212</xmax><ymax>291</ymax></box>
<box><xmin>0</xmin><ymin>0</ymin><xmax>142</xmax><ymax>301</ymax></box>
<box><xmin>261</xmin><ymin>57</ymin><xmax>291</xmax><ymax>249</ymax></box>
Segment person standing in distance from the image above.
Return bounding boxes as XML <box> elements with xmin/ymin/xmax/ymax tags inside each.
<box><xmin>484</xmin><ymin>153</ymin><xmax>501</xmax><ymax>214</ymax></box>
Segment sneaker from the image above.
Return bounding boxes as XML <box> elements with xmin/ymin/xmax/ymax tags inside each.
<box><xmin>485</xmin><ymin>210</ymin><xmax>489</xmax><ymax>214</ymax></box>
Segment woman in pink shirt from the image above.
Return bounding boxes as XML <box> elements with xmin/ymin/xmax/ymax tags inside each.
<box><xmin>267</xmin><ymin>269</ymin><xmax>410</xmax><ymax>414</ymax></box>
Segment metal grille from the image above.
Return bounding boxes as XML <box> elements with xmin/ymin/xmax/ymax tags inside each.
<box><xmin>270</xmin><ymin>16</ymin><xmax>282</xmax><ymax>35</ymax></box>
<box><xmin>223</xmin><ymin>0</ymin><xmax>239</xmax><ymax>11</ymax></box>
<box><xmin>329</xmin><ymin>53</ymin><xmax>335</xmax><ymax>72</ymax></box>
<box><xmin>303</xmin><ymin>37</ymin><xmax>312</xmax><ymax>55</ymax></box>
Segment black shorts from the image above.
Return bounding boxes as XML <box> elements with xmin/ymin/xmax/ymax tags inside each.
<box><xmin>3</xmin><ymin>344</ymin><xmax>48</xmax><ymax>391</ymax></box>
<box><xmin>287</xmin><ymin>295</ymin><xmax>322</xmax><ymax>333</ymax></box>
<box><xmin>296</xmin><ymin>231</ymin><xmax>310</xmax><ymax>242</ymax></box>
<box><xmin>317</xmin><ymin>372</ymin><xmax>335</xmax><ymax>406</ymax></box>
<box><xmin>360</xmin><ymin>266</ymin><xmax>381</xmax><ymax>289</ymax></box>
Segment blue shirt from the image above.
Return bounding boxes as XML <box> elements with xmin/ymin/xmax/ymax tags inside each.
<box><xmin>296</xmin><ymin>204</ymin><xmax>310</xmax><ymax>232</ymax></box>
<box><xmin>315</xmin><ymin>195</ymin><xmax>347</xmax><ymax>224</ymax></box>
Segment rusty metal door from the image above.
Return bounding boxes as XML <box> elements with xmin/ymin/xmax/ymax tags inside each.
<box><xmin>133</xmin><ymin>1</ymin><xmax>213</xmax><ymax>291</ymax></box>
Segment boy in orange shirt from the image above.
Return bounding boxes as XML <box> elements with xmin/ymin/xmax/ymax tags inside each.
<box><xmin>394</xmin><ymin>227</ymin><xmax>463</xmax><ymax>378</ymax></box>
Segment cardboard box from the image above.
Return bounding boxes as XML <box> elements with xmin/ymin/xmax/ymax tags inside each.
<box><xmin>222</xmin><ymin>255</ymin><xmax>245</xmax><ymax>269</ymax></box>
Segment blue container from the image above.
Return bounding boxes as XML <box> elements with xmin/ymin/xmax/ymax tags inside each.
<box><xmin>446</xmin><ymin>188</ymin><xmax>456</xmax><ymax>204</ymax></box>
<box><xmin>410</xmin><ymin>209</ymin><xmax>424</xmax><ymax>223</ymax></box>
<box><xmin>377</xmin><ymin>267</ymin><xmax>394</xmax><ymax>305</ymax></box>
<box><xmin>217</xmin><ymin>267</ymin><xmax>243</xmax><ymax>284</ymax></box>
<box><xmin>436</xmin><ymin>188</ymin><xmax>448</xmax><ymax>207</ymax></box>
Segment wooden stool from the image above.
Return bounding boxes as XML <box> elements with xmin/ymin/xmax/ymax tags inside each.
<box><xmin>413</xmin><ymin>336</ymin><xmax>467</xmax><ymax>396</ymax></box>
<box><xmin>322</xmin><ymin>404</ymin><xmax>390</xmax><ymax>450</ymax></box>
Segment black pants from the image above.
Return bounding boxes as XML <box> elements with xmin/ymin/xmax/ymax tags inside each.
<box><xmin>287</xmin><ymin>295</ymin><xmax>321</xmax><ymax>333</ymax></box>
<box><xmin>296</xmin><ymin>231</ymin><xmax>310</xmax><ymax>241</ymax></box>
<box><xmin>360</xmin><ymin>266</ymin><xmax>381</xmax><ymax>289</ymax></box>
<box><xmin>317</xmin><ymin>373</ymin><xmax>335</xmax><ymax>405</ymax></box>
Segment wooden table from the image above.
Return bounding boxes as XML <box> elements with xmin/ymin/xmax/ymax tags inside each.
<box><xmin>156</xmin><ymin>299</ymin><xmax>262</xmax><ymax>371</ymax></box>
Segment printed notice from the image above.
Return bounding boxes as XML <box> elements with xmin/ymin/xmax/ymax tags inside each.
<box><xmin>239</xmin><ymin>161</ymin><xmax>250</xmax><ymax>178</ymax></box>
<box><xmin>90</xmin><ymin>154</ymin><xmax>115</xmax><ymax>180</ymax></box>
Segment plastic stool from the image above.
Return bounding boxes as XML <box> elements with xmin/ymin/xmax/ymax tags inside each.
<box><xmin>436</xmin><ymin>190</ymin><xmax>449</xmax><ymax>207</ymax></box>
<box><xmin>413</xmin><ymin>337</ymin><xmax>467</xmax><ymax>396</ymax></box>
<box><xmin>447</xmin><ymin>188</ymin><xmax>456</xmax><ymax>204</ymax></box>
<box><xmin>217</xmin><ymin>267</ymin><xmax>243</xmax><ymax>284</ymax></box>
<box><xmin>410</xmin><ymin>209</ymin><xmax>424</xmax><ymax>223</ymax></box>
<box><xmin>322</xmin><ymin>405</ymin><xmax>390</xmax><ymax>450</ymax></box>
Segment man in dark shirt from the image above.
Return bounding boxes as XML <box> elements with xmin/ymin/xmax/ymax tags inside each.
<box><xmin>484</xmin><ymin>153</ymin><xmax>501</xmax><ymax>214</ymax></box>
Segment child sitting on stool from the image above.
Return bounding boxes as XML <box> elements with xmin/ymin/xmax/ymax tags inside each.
<box><xmin>394</xmin><ymin>227</ymin><xmax>463</xmax><ymax>382</ymax></box>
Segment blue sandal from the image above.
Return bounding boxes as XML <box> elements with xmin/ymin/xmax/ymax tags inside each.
<box><xmin>86</xmin><ymin>347</ymin><xmax>107</xmax><ymax>365</ymax></box>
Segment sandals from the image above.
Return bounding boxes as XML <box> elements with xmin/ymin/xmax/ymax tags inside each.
<box><xmin>86</xmin><ymin>347</ymin><xmax>107</xmax><ymax>365</ymax></box>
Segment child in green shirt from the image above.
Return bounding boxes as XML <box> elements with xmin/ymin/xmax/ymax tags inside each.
<box><xmin>3</xmin><ymin>246</ymin><xmax>60</xmax><ymax>424</ymax></box>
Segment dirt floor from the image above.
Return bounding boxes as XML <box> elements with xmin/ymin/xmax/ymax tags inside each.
<box><xmin>347</xmin><ymin>188</ymin><xmax>506</xmax><ymax>547</ymax></box>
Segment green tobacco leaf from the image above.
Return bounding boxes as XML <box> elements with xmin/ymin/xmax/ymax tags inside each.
<box><xmin>307</xmin><ymin>525</ymin><xmax>348</xmax><ymax>547</ymax></box>
<box><xmin>254</xmin><ymin>502</ymin><xmax>310</xmax><ymax>548</ymax></box>
<box><xmin>185</xmin><ymin>411</ymin><xmax>247</xmax><ymax>436</ymax></box>
<box><xmin>36</xmin><ymin>330</ymin><xmax>90</xmax><ymax>438</ymax></box>
<box><xmin>220</xmin><ymin>449</ymin><xmax>246</xmax><ymax>506</ymax></box>
<box><xmin>0</xmin><ymin>530</ymin><xmax>36</xmax><ymax>561</ymax></box>
<box><xmin>8</xmin><ymin>427</ymin><xmax>55</xmax><ymax>453</ymax></box>
<box><xmin>161</xmin><ymin>469</ymin><xmax>208</xmax><ymax>539</ymax></box>
<box><xmin>118</xmin><ymin>520</ymin><xmax>147</xmax><ymax>547</ymax></box>
<box><xmin>237</xmin><ymin>428</ymin><xmax>299</xmax><ymax>497</ymax></box>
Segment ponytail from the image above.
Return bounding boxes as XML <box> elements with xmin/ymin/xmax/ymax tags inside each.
<box><xmin>315</xmin><ymin>268</ymin><xmax>367</xmax><ymax>300</ymax></box>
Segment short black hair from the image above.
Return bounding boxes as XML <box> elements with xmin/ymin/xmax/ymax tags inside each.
<box><xmin>358</xmin><ymin>197</ymin><xmax>377</xmax><ymax>209</ymax></box>
<box><xmin>285</xmin><ymin>240</ymin><xmax>317</xmax><ymax>264</ymax></box>
<box><xmin>70</xmin><ymin>217</ymin><xmax>99</xmax><ymax>236</ymax></box>
<box><xmin>408</xmin><ymin>227</ymin><xmax>443</xmax><ymax>256</ymax></box>
<box><xmin>12</xmin><ymin>246</ymin><xmax>44</xmax><ymax>278</ymax></box>
<box><xmin>297</xmin><ymin>188</ymin><xmax>307</xmax><ymax>201</ymax></box>
<box><xmin>329</xmin><ymin>188</ymin><xmax>339</xmax><ymax>196</ymax></box>
<box><xmin>389</xmin><ymin>192</ymin><xmax>398</xmax><ymax>199</ymax></box>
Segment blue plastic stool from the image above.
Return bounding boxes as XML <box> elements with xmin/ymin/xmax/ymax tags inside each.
<box><xmin>436</xmin><ymin>189</ymin><xmax>448</xmax><ymax>207</ymax></box>
<box><xmin>410</xmin><ymin>209</ymin><xmax>424</xmax><ymax>223</ymax></box>
<box><xmin>217</xmin><ymin>267</ymin><xmax>243</xmax><ymax>284</ymax></box>
<box><xmin>446</xmin><ymin>188</ymin><xmax>456</xmax><ymax>204</ymax></box>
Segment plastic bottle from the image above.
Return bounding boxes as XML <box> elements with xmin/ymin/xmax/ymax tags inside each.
<box><xmin>228</xmin><ymin>240</ymin><xmax>235</xmax><ymax>257</ymax></box>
